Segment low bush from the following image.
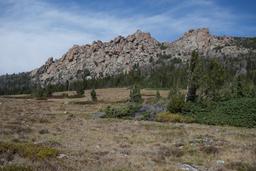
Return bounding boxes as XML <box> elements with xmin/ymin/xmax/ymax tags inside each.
<box><xmin>75</xmin><ymin>88</ymin><xmax>84</xmax><ymax>96</ymax></box>
<box><xmin>167</xmin><ymin>93</ymin><xmax>185</xmax><ymax>113</ymax></box>
<box><xmin>156</xmin><ymin>90</ymin><xmax>161</xmax><ymax>100</ymax></box>
<box><xmin>91</xmin><ymin>88</ymin><xmax>97</xmax><ymax>102</ymax></box>
<box><xmin>225</xmin><ymin>161</ymin><xmax>256</xmax><ymax>171</ymax></box>
<box><xmin>102</xmin><ymin>103</ymin><xmax>141</xmax><ymax>119</ymax></box>
<box><xmin>156</xmin><ymin>112</ymin><xmax>194</xmax><ymax>123</ymax></box>
<box><xmin>161</xmin><ymin>97</ymin><xmax>256</xmax><ymax>128</ymax></box>
<box><xmin>130</xmin><ymin>85</ymin><xmax>143</xmax><ymax>103</ymax></box>
<box><xmin>187</xmin><ymin>97</ymin><xmax>256</xmax><ymax>128</ymax></box>
<box><xmin>32</xmin><ymin>88</ymin><xmax>47</xmax><ymax>100</ymax></box>
<box><xmin>0</xmin><ymin>142</ymin><xmax>59</xmax><ymax>160</ymax></box>
<box><xmin>1</xmin><ymin>165</ymin><xmax>32</xmax><ymax>171</ymax></box>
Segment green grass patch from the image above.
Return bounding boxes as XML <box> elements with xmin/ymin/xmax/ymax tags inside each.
<box><xmin>156</xmin><ymin>112</ymin><xmax>194</xmax><ymax>123</ymax></box>
<box><xmin>102</xmin><ymin>103</ymin><xmax>141</xmax><ymax>119</ymax></box>
<box><xmin>0</xmin><ymin>165</ymin><xmax>32</xmax><ymax>171</ymax></box>
<box><xmin>186</xmin><ymin>98</ymin><xmax>256</xmax><ymax>128</ymax></box>
<box><xmin>0</xmin><ymin>142</ymin><xmax>59</xmax><ymax>160</ymax></box>
<box><xmin>225</xmin><ymin>161</ymin><xmax>256</xmax><ymax>171</ymax></box>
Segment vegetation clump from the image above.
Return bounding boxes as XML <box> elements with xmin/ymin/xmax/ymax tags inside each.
<box><xmin>156</xmin><ymin>112</ymin><xmax>194</xmax><ymax>123</ymax></box>
<box><xmin>0</xmin><ymin>165</ymin><xmax>32</xmax><ymax>171</ymax></box>
<box><xmin>0</xmin><ymin>142</ymin><xmax>59</xmax><ymax>160</ymax></box>
<box><xmin>74</xmin><ymin>81</ymin><xmax>84</xmax><ymax>96</ymax></box>
<box><xmin>167</xmin><ymin>91</ymin><xmax>185</xmax><ymax>113</ymax></box>
<box><xmin>102</xmin><ymin>103</ymin><xmax>141</xmax><ymax>119</ymax></box>
<box><xmin>129</xmin><ymin>85</ymin><xmax>142</xmax><ymax>103</ymax></box>
<box><xmin>32</xmin><ymin>87</ymin><xmax>48</xmax><ymax>100</ymax></box>
<box><xmin>156</xmin><ymin>90</ymin><xmax>161</xmax><ymax>100</ymax></box>
<box><xmin>225</xmin><ymin>161</ymin><xmax>256</xmax><ymax>171</ymax></box>
<box><xmin>189</xmin><ymin>97</ymin><xmax>256</xmax><ymax>128</ymax></box>
<box><xmin>90</xmin><ymin>88</ymin><xmax>97</xmax><ymax>102</ymax></box>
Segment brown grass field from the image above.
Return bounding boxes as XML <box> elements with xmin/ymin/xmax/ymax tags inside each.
<box><xmin>0</xmin><ymin>88</ymin><xmax>255</xmax><ymax>171</ymax></box>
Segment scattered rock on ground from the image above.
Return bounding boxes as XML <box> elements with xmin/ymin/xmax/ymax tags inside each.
<box><xmin>39</xmin><ymin>129</ymin><xmax>49</xmax><ymax>134</ymax></box>
<box><xmin>92</xmin><ymin>112</ymin><xmax>106</xmax><ymax>118</ymax></box>
<box><xmin>66</xmin><ymin>114</ymin><xmax>75</xmax><ymax>120</ymax></box>
<box><xmin>134</xmin><ymin>103</ymin><xmax>165</xmax><ymax>120</ymax></box>
<box><xmin>178</xmin><ymin>163</ymin><xmax>199</xmax><ymax>171</ymax></box>
<box><xmin>57</xmin><ymin>154</ymin><xmax>68</xmax><ymax>159</ymax></box>
<box><xmin>216</xmin><ymin>160</ymin><xmax>225</xmax><ymax>165</ymax></box>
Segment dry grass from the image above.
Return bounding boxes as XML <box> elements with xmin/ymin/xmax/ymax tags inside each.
<box><xmin>156</xmin><ymin>112</ymin><xmax>194</xmax><ymax>123</ymax></box>
<box><xmin>0</xmin><ymin>88</ymin><xmax>256</xmax><ymax>171</ymax></box>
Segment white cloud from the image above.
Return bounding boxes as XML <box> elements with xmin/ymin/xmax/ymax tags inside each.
<box><xmin>0</xmin><ymin>0</ymin><xmax>255</xmax><ymax>74</ymax></box>
<box><xmin>0</xmin><ymin>0</ymin><xmax>137</xmax><ymax>74</ymax></box>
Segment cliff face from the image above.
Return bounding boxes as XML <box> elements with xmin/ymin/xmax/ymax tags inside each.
<box><xmin>30</xmin><ymin>28</ymin><xmax>256</xmax><ymax>85</ymax></box>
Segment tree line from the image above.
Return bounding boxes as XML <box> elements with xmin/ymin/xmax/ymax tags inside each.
<box><xmin>0</xmin><ymin>53</ymin><xmax>255</xmax><ymax>99</ymax></box>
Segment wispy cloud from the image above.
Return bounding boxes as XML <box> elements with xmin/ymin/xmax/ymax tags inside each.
<box><xmin>0</xmin><ymin>0</ymin><xmax>255</xmax><ymax>74</ymax></box>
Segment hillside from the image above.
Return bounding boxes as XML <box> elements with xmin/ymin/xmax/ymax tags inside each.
<box><xmin>0</xmin><ymin>28</ymin><xmax>256</xmax><ymax>95</ymax></box>
<box><xmin>29</xmin><ymin>28</ymin><xmax>256</xmax><ymax>86</ymax></box>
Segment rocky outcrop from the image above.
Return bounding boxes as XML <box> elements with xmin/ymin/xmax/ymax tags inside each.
<box><xmin>30</xmin><ymin>28</ymin><xmax>256</xmax><ymax>86</ymax></box>
<box><xmin>31</xmin><ymin>30</ymin><xmax>161</xmax><ymax>85</ymax></box>
<box><xmin>163</xmin><ymin>28</ymin><xmax>253</xmax><ymax>61</ymax></box>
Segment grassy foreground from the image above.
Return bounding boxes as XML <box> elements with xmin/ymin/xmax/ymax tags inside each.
<box><xmin>1</xmin><ymin>88</ymin><xmax>256</xmax><ymax>170</ymax></box>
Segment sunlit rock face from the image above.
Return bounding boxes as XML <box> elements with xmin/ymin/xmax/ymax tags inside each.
<box><xmin>30</xmin><ymin>28</ymin><xmax>256</xmax><ymax>85</ymax></box>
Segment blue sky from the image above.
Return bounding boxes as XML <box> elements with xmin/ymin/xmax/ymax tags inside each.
<box><xmin>0</xmin><ymin>0</ymin><xmax>255</xmax><ymax>74</ymax></box>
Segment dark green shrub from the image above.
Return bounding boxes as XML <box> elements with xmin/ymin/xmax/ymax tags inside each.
<box><xmin>188</xmin><ymin>97</ymin><xmax>256</xmax><ymax>128</ymax></box>
<box><xmin>32</xmin><ymin>87</ymin><xmax>47</xmax><ymax>100</ymax></box>
<box><xmin>44</xmin><ymin>88</ymin><xmax>53</xmax><ymax>97</ymax></box>
<box><xmin>232</xmin><ymin>76</ymin><xmax>256</xmax><ymax>98</ymax></box>
<box><xmin>90</xmin><ymin>88</ymin><xmax>97</xmax><ymax>102</ymax></box>
<box><xmin>156</xmin><ymin>112</ymin><xmax>194</xmax><ymax>123</ymax></box>
<box><xmin>201</xmin><ymin>59</ymin><xmax>226</xmax><ymax>100</ymax></box>
<box><xmin>0</xmin><ymin>142</ymin><xmax>58</xmax><ymax>160</ymax></box>
<box><xmin>103</xmin><ymin>103</ymin><xmax>141</xmax><ymax>118</ymax></box>
<box><xmin>186</xmin><ymin>50</ymin><xmax>202</xmax><ymax>102</ymax></box>
<box><xmin>1</xmin><ymin>165</ymin><xmax>32</xmax><ymax>171</ymax></box>
<box><xmin>72</xmin><ymin>81</ymin><xmax>84</xmax><ymax>96</ymax></box>
<box><xmin>130</xmin><ymin>85</ymin><xmax>142</xmax><ymax>103</ymax></box>
<box><xmin>167</xmin><ymin>93</ymin><xmax>185</xmax><ymax>113</ymax></box>
<box><xmin>167</xmin><ymin>87</ymin><xmax>179</xmax><ymax>99</ymax></box>
<box><xmin>75</xmin><ymin>87</ymin><xmax>84</xmax><ymax>96</ymax></box>
<box><xmin>156</xmin><ymin>90</ymin><xmax>161</xmax><ymax>100</ymax></box>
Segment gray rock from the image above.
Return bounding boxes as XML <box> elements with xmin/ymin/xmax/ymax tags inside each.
<box><xmin>92</xmin><ymin>112</ymin><xmax>106</xmax><ymax>118</ymax></box>
<box><xmin>57</xmin><ymin>153</ymin><xmax>68</xmax><ymax>159</ymax></box>
<box><xmin>39</xmin><ymin>129</ymin><xmax>49</xmax><ymax>134</ymax></box>
<box><xmin>216</xmin><ymin>160</ymin><xmax>225</xmax><ymax>165</ymax></box>
<box><xmin>178</xmin><ymin>164</ymin><xmax>199</xmax><ymax>171</ymax></box>
<box><xmin>134</xmin><ymin>103</ymin><xmax>165</xmax><ymax>120</ymax></box>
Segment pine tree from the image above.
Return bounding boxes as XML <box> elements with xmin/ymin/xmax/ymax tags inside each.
<box><xmin>185</xmin><ymin>50</ymin><xmax>201</xmax><ymax>102</ymax></box>
<box><xmin>73</xmin><ymin>81</ymin><xmax>84</xmax><ymax>96</ymax></box>
<box><xmin>200</xmin><ymin>58</ymin><xmax>226</xmax><ymax>100</ymax></box>
<box><xmin>130</xmin><ymin>85</ymin><xmax>142</xmax><ymax>103</ymax></box>
<box><xmin>90</xmin><ymin>88</ymin><xmax>97</xmax><ymax>102</ymax></box>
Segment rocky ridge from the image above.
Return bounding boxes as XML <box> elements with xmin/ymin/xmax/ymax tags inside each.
<box><xmin>30</xmin><ymin>28</ymin><xmax>256</xmax><ymax>85</ymax></box>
